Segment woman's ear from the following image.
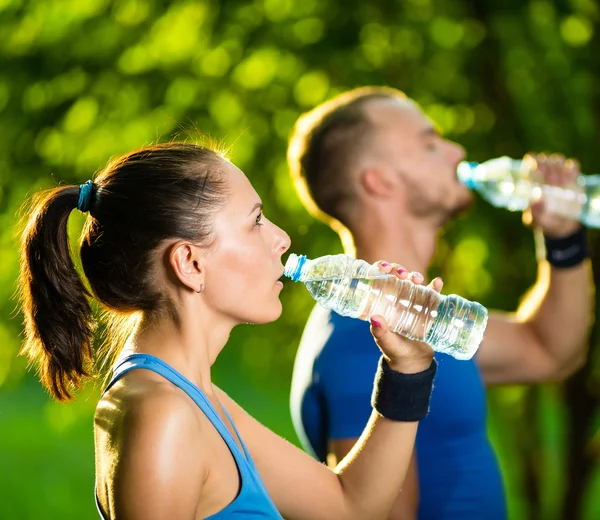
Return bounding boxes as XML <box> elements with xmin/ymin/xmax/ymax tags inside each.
<box><xmin>169</xmin><ymin>242</ymin><xmax>205</xmax><ymax>293</ymax></box>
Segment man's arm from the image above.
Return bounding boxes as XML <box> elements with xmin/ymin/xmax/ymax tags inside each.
<box><xmin>478</xmin><ymin>258</ymin><xmax>592</xmax><ymax>385</ymax></box>
<box><xmin>331</xmin><ymin>440</ymin><xmax>418</xmax><ymax>520</ymax></box>
<box><xmin>477</xmin><ymin>154</ymin><xmax>595</xmax><ymax>385</ymax></box>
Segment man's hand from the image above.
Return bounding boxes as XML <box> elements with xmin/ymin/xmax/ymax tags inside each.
<box><xmin>523</xmin><ymin>152</ymin><xmax>583</xmax><ymax>238</ymax></box>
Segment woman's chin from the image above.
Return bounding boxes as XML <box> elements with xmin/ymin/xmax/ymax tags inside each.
<box><xmin>263</xmin><ymin>305</ymin><xmax>283</xmax><ymax>324</ymax></box>
<box><xmin>245</xmin><ymin>302</ymin><xmax>283</xmax><ymax>325</ymax></box>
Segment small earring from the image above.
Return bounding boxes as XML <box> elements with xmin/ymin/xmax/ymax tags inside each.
<box><xmin>197</xmin><ymin>283</ymin><xmax>205</xmax><ymax>294</ymax></box>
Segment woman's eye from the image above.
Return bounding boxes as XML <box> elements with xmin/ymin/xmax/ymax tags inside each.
<box><xmin>254</xmin><ymin>212</ymin><xmax>263</xmax><ymax>226</ymax></box>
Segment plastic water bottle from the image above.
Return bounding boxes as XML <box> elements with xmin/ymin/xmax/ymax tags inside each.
<box><xmin>284</xmin><ymin>253</ymin><xmax>488</xmax><ymax>360</ymax></box>
<box><xmin>457</xmin><ymin>156</ymin><xmax>600</xmax><ymax>228</ymax></box>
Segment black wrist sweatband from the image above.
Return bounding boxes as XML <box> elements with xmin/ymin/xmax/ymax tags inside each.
<box><xmin>371</xmin><ymin>357</ymin><xmax>437</xmax><ymax>422</ymax></box>
<box><xmin>545</xmin><ymin>227</ymin><xmax>588</xmax><ymax>268</ymax></box>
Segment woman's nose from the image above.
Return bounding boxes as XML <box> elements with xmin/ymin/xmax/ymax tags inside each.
<box><xmin>274</xmin><ymin>226</ymin><xmax>291</xmax><ymax>255</ymax></box>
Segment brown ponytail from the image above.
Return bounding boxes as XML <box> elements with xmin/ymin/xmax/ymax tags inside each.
<box><xmin>19</xmin><ymin>185</ymin><xmax>94</xmax><ymax>401</ymax></box>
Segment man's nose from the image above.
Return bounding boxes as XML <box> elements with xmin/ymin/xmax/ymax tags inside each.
<box><xmin>449</xmin><ymin>140</ymin><xmax>466</xmax><ymax>163</ymax></box>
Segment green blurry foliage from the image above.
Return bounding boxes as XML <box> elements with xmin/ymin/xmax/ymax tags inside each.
<box><xmin>0</xmin><ymin>0</ymin><xmax>599</xmax><ymax>518</ymax></box>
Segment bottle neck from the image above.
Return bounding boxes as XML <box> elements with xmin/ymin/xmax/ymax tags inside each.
<box><xmin>283</xmin><ymin>254</ymin><xmax>308</xmax><ymax>282</ymax></box>
<box><xmin>456</xmin><ymin>161</ymin><xmax>481</xmax><ymax>189</ymax></box>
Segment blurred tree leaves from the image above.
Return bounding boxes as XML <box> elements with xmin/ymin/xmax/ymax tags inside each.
<box><xmin>1</xmin><ymin>0</ymin><xmax>599</xmax><ymax>518</ymax></box>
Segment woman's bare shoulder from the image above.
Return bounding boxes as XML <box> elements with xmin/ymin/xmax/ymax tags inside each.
<box><xmin>95</xmin><ymin>369</ymin><xmax>200</xmax><ymax>433</ymax></box>
<box><xmin>94</xmin><ymin>371</ymin><xmax>210</xmax><ymax>518</ymax></box>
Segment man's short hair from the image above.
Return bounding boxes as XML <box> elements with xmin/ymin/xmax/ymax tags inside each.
<box><xmin>288</xmin><ymin>86</ymin><xmax>406</xmax><ymax>228</ymax></box>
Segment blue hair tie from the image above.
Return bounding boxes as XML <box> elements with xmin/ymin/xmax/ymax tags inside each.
<box><xmin>77</xmin><ymin>180</ymin><xmax>95</xmax><ymax>213</ymax></box>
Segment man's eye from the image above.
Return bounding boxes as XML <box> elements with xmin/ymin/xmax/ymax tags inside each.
<box><xmin>255</xmin><ymin>212</ymin><xmax>263</xmax><ymax>226</ymax></box>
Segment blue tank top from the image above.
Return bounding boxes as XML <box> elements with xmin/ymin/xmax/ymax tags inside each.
<box><xmin>95</xmin><ymin>353</ymin><xmax>283</xmax><ymax>519</ymax></box>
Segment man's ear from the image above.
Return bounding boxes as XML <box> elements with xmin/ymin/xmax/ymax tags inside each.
<box><xmin>359</xmin><ymin>166</ymin><xmax>397</xmax><ymax>198</ymax></box>
<box><xmin>169</xmin><ymin>242</ymin><xmax>205</xmax><ymax>293</ymax></box>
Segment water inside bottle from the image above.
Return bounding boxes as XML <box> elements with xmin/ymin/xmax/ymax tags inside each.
<box><xmin>286</xmin><ymin>253</ymin><xmax>488</xmax><ymax>359</ymax></box>
<box><xmin>458</xmin><ymin>157</ymin><xmax>600</xmax><ymax>227</ymax></box>
<box><xmin>305</xmin><ymin>274</ymin><xmax>439</xmax><ymax>340</ymax></box>
<box><xmin>303</xmin><ymin>274</ymin><xmax>486</xmax><ymax>359</ymax></box>
<box><xmin>425</xmin><ymin>295</ymin><xmax>488</xmax><ymax>360</ymax></box>
<box><xmin>303</xmin><ymin>275</ymin><xmax>385</xmax><ymax>317</ymax></box>
<box><xmin>580</xmin><ymin>176</ymin><xmax>600</xmax><ymax>228</ymax></box>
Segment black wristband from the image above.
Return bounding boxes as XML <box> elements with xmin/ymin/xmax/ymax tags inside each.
<box><xmin>545</xmin><ymin>227</ymin><xmax>588</xmax><ymax>268</ymax></box>
<box><xmin>371</xmin><ymin>357</ymin><xmax>437</xmax><ymax>422</ymax></box>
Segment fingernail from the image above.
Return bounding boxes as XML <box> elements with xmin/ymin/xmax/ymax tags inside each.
<box><xmin>381</xmin><ymin>262</ymin><xmax>390</xmax><ymax>267</ymax></box>
<box><xmin>397</xmin><ymin>268</ymin><xmax>407</xmax><ymax>275</ymax></box>
<box><xmin>371</xmin><ymin>318</ymin><xmax>381</xmax><ymax>328</ymax></box>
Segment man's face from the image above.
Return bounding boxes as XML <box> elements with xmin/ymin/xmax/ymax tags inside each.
<box><xmin>363</xmin><ymin>97</ymin><xmax>473</xmax><ymax>223</ymax></box>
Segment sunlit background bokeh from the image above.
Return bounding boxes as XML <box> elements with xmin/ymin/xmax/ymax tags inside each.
<box><xmin>1</xmin><ymin>0</ymin><xmax>600</xmax><ymax>518</ymax></box>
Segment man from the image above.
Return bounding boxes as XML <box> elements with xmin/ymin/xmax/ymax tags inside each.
<box><xmin>287</xmin><ymin>87</ymin><xmax>594</xmax><ymax>519</ymax></box>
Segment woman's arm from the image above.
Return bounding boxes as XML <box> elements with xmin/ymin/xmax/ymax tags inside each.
<box><xmin>218</xmin><ymin>267</ymin><xmax>437</xmax><ymax>520</ymax></box>
<box><xmin>217</xmin><ymin>365</ymin><xmax>424</xmax><ymax>520</ymax></box>
<box><xmin>331</xmin><ymin>440</ymin><xmax>419</xmax><ymax>519</ymax></box>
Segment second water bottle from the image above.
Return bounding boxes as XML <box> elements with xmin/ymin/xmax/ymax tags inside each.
<box><xmin>284</xmin><ymin>253</ymin><xmax>488</xmax><ymax>360</ymax></box>
<box><xmin>457</xmin><ymin>156</ymin><xmax>600</xmax><ymax>228</ymax></box>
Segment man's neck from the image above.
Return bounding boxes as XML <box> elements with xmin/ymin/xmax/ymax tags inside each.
<box><xmin>344</xmin><ymin>214</ymin><xmax>438</xmax><ymax>278</ymax></box>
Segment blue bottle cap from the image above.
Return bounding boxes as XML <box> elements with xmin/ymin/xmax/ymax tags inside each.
<box><xmin>283</xmin><ymin>254</ymin><xmax>307</xmax><ymax>282</ymax></box>
<box><xmin>456</xmin><ymin>161</ymin><xmax>480</xmax><ymax>190</ymax></box>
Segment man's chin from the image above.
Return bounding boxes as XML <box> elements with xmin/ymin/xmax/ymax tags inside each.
<box><xmin>446</xmin><ymin>193</ymin><xmax>475</xmax><ymax>221</ymax></box>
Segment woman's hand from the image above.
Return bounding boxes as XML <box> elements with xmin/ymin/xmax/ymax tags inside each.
<box><xmin>369</xmin><ymin>261</ymin><xmax>440</xmax><ymax>374</ymax></box>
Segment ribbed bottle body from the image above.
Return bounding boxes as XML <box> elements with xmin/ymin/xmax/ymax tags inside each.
<box><xmin>285</xmin><ymin>254</ymin><xmax>488</xmax><ymax>359</ymax></box>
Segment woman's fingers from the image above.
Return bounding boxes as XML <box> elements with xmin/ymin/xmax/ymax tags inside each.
<box><xmin>428</xmin><ymin>277</ymin><xmax>443</xmax><ymax>293</ymax></box>
<box><xmin>375</xmin><ymin>260</ymin><xmax>409</xmax><ymax>279</ymax></box>
<box><xmin>370</xmin><ymin>313</ymin><xmax>434</xmax><ymax>373</ymax></box>
<box><xmin>375</xmin><ymin>261</ymin><xmax>394</xmax><ymax>274</ymax></box>
<box><xmin>370</xmin><ymin>314</ymin><xmax>389</xmax><ymax>333</ymax></box>
<box><xmin>394</xmin><ymin>265</ymin><xmax>409</xmax><ymax>278</ymax></box>
<box><xmin>408</xmin><ymin>271</ymin><xmax>424</xmax><ymax>284</ymax></box>
<box><xmin>375</xmin><ymin>261</ymin><xmax>443</xmax><ymax>290</ymax></box>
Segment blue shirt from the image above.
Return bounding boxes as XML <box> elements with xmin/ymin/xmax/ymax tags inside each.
<box><xmin>96</xmin><ymin>353</ymin><xmax>283</xmax><ymax>519</ymax></box>
<box><xmin>290</xmin><ymin>306</ymin><xmax>506</xmax><ymax>520</ymax></box>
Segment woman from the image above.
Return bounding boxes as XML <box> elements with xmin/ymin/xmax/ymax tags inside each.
<box><xmin>18</xmin><ymin>142</ymin><xmax>440</xmax><ymax>519</ymax></box>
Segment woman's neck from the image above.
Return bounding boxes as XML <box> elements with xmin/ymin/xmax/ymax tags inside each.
<box><xmin>124</xmin><ymin>308</ymin><xmax>233</xmax><ymax>395</ymax></box>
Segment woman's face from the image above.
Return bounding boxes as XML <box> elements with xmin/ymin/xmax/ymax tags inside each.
<box><xmin>202</xmin><ymin>162</ymin><xmax>291</xmax><ymax>324</ymax></box>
